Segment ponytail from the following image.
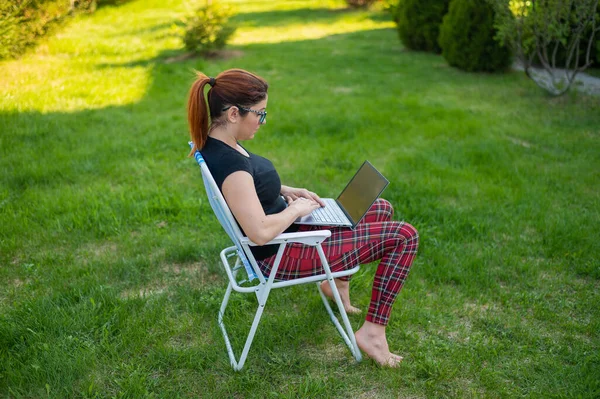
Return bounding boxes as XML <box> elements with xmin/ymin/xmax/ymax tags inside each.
<box><xmin>187</xmin><ymin>72</ymin><xmax>211</xmax><ymax>155</ymax></box>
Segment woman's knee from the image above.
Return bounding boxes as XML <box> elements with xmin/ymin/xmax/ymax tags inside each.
<box><xmin>398</xmin><ymin>222</ymin><xmax>419</xmax><ymax>248</ymax></box>
<box><xmin>374</xmin><ymin>198</ymin><xmax>394</xmax><ymax>219</ymax></box>
<box><xmin>387</xmin><ymin>220</ymin><xmax>418</xmax><ymax>242</ymax></box>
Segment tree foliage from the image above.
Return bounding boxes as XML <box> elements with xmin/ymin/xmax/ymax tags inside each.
<box><xmin>394</xmin><ymin>0</ymin><xmax>451</xmax><ymax>53</ymax></box>
<box><xmin>0</xmin><ymin>0</ymin><xmax>130</xmax><ymax>60</ymax></box>
<box><xmin>489</xmin><ymin>0</ymin><xmax>600</xmax><ymax>95</ymax></box>
<box><xmin>439</xmin><ymin>0</ymin><xmax>511</xmax><ymax>72</ymax></box>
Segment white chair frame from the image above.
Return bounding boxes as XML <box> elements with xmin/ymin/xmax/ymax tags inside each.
<box><xmin>190</xmin><ymin>143</ymin><xmax>362</xmax><ymax>370</ymax></box>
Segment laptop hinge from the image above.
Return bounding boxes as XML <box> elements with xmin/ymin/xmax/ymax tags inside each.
<box><xmin>335</xmin><ymin>199</ymin><xmax>356</xmax><ymax>227</ymax></box>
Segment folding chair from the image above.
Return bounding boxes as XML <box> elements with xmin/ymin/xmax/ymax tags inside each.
<box><xmin>189</xmin><ymin>142</ymin><xmax>362</xmax><ymax>370</ymax></box>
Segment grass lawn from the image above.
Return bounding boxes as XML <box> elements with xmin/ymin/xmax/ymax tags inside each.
<box><xmin>1</xmin><ymin>0</ymin><xmax>599</xmax><ymax>397</ymax></box>
<box><xmin>586</xmin><ymin>67</ymin><xmax>600</xmax><ymax>79</ymax></box>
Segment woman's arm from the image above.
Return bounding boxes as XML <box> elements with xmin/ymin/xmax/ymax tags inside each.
<box><xmin>281</xmin><ymin>185</ymin><xmax>325</xmax><ymax>207</ymax></box>
<box><xmin>223</xmin><ymin>172</ymin><xmax>321</xmax><ymax>245</ymax></box>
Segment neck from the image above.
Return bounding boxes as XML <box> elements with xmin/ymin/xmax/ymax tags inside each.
<box><xmin>209</xmin><ymin>125</ymin><xmax>238</xmax><ymax>148</ymax></box>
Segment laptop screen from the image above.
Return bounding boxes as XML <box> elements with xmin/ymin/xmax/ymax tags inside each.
<box><xmin>336</xmin><ymin>161</ymin><xmax>389</xmax><ymax>225</ymax></box>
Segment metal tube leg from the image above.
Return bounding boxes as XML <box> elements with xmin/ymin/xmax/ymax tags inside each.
<box><xmin>218</xmin><ymin>282</ymin><xmax>237</xmax><ymax>368</ymax></box>
<box><xmin>316</xmin><ymin>246</ymin><xmax>362</xmax><ymax>362</ymax></box>
<box><xmin>235</xmin><ymin>299</ymin><xmax>267</xmax><ymax>371</ymax></box>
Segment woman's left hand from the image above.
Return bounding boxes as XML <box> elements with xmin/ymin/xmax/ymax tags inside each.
<box><xmin>281</xmin><ymin>185</ymin><xmax>325</xmax><ymax>207</ymax></box>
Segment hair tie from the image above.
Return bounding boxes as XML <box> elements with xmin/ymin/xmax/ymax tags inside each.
<box><xmin>208</xmin><ymin>77</ymin><xmax>216</xmax><ymax>87</ymax></box>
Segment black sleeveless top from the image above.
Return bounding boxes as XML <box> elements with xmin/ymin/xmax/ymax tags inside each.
<box><xmin>200</xmin><ymin>137</ymin><xmax>299</xmax><ymax>260</ymax></box>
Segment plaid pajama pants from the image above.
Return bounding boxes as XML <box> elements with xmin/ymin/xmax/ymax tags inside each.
<box><xmin>257</xmin><ymin>199</ymin><xmax>419</xmax><ymax>326</ymax></box>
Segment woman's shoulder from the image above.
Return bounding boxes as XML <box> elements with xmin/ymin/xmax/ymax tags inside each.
<box><xmin>202</xmin><ymin>138</ymin><xmax>252</xmax><ymax>179</ymax></box>
<box><xmin>203</xmin><ymin>138</ymin><xmax>247</xmax><ymax>161</ymax></box>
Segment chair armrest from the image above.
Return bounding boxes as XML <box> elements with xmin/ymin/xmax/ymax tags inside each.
<box><xmin>240</xmin><ymin>230</ymin><xmax>331</xmax><ymax>247</ymax></box>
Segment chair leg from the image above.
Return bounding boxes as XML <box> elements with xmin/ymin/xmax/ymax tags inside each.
<box><xmin>217</xmin><ymin>282</ymin><xmax>238</xmax><ymax>368</ymax></box>
<box><xmin>316</xmin><ymin>282</ymin><xmax>363</xmax><ymax>362</ymax></box>
<box><xmin>218</xmin><ymin>281</ymin><xmax>274</xmax><ymax>371</ymax></box>
<box><xmin>218</xmin><ymin>245</ymin><xmax>286</xmax><ymax>370</ymax></box>
<box><xmin>217</xmin><ymin>244</ymin><xmax>362</xmax><ymax>369</ymax></box>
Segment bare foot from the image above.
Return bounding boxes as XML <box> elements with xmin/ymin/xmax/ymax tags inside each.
<box><xmin>355</xmin><ymin>322</ymin><xmax>403</xmax><ymax>368</ymax></box>
<box><xmin>320</xmin><ymin>279</ymin><xmax>362</xmax><ymax>314</ymax></box>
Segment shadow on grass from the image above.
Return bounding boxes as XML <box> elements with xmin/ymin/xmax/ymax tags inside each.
<box><xmin>103</xmin><ymin>21</ymin><xmax>178</xmax><ymax>38</ymax></box>
<box><xmin>2</xmin><ymin>27</ymin><xmax>415</xmax><ymax>262</ymax></box>
<box><xmin>231</xmin><ymin>6</ymin><xmax>392</xmax><ymax>27</ymax></box>
<box><xmin>3</xmin><ymin>26</ymin><xmax>600</xmax><ymax>276</ymax></box>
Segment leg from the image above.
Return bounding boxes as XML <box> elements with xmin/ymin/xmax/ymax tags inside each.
<box><xmin>348</xmin><ymin>222</ymin><xmax>419</xmax><ymax>366</ymax></box>
<box><xmin>312</xmin><ymin>221</ymin><xmax>420</xmax><ymax>366</ymax></box>
<box><xmin>319</xmin><ymin>276</ymin><xmax>361</xmax><ymax>314</ymax></box>
<box><xmin>257</xmin><ymin>226</ymin><xmax>365</xmax><ymax>314</ymax></box>
<box><xmin>320</xmin><ymin>198</ymin><xmax>395</xmax><ymax>310</ymax></box>
<box><xmin>361</xmin><ymin>198</ymin><xmax>394</xmax><ymax>224</ymax></box>
<box><xmin>257</xmin><ymin>220</ymin><xmax>419</xmax><ymax>367</ymax></box>
<box><xmin>257</xmin><ymin>200</ymin><xmax>395</xmax><ymax>311</ymax></box>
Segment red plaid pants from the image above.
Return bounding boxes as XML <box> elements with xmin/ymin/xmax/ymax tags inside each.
<box><xmin>257</xmin><ymin>199</ymin><xmax>419</xmax><ymax>326</ymax></box>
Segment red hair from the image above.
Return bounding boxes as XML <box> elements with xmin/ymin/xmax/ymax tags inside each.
<box><xmin>187</xmin><ymin>68</ymin><xmax>268</xmax><ymax>154</ymax></box>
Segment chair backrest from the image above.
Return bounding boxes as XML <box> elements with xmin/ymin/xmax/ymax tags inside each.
<box><xmin>189</xmin><ymin>142</ymin><xmax>258</xmax><ymax>281</ymax></box>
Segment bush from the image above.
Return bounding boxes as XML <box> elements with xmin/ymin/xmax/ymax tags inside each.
<box><xmin>1</xmin><ymin>0</ymin><xmax>70</xmax><ymax>60</ymax></box>
<box><xmin>394</xmin><ymin>0</ymin><xmax>450</xmax><ymax>53</ymax></box>
<box><xmin>536</xmin><ymin>3</ymin><xmax>600</xmax><ymax>69</ymax></box>
<box><xmin>596</xmin><ymin>4</ymin><xmax>600</xmax><ymax>65</ymax></box>
<box><xmin>345</xmin><ymin>0</ymin><xmax>379</xmax><ymax>7</ymax></box>
<box><xmin>0</xmin><ymin>0</ymin><xmax>129</xmax><ymax>60</ymax></box>
<box><xmin>491</xmin><ymin>0</ymin><xmax>598</xmax><ymax>95</ymax></box>
<box><xmin>183</xmin><ymin>2</ymin><xmax>236</xmax><ymax>55</ymax></box>
<box><xmin>438</xmin><ymin>0</ymin><xmax>511</xmax><ymax>72</ymax></box>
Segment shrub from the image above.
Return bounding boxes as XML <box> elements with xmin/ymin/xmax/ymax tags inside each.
<box><xmin>0</xmin><ymin>0</ymin><xmax>69</xmax><ymax>60</ymax></box>
<box><xmin>536</xmin><ymin>3</ymin><xmax>600</xmax><ymax>70</ymax></box>
<box><xmin>596</xmin><ymin>10</ymin><xmax>600</xmax><ymax>64</ymax></box>
<box><xmin>491</xmin><ymin>0</ymin><xmax>599</xmax><ymax>95</ymax></box>
<box><xmin>0</xmin><ymin>0</ymin><xmax>130</xmax><ymax>60</ymax></box>
<box><xmin>0</xmin><ymin>3</ymin><xmax>22</xmax><ymax>60</ymax></box>
<box><xmin>183</xmin><ymin>2</ymin><xmax>236</xmax><ymax>55</ymax></box>
<box><xmin>438</xmin><ymin>0</ymin><xmax>511</xmax><ymax>72</ymax></box>
<box><xmin>394</xmin><ymin>0</ymin><xmax>451</xmax><ymax>53</ymax></box>
<box><xmin>345</xmin><ymin>0</ymin><xmax>379</xmax><ymax>7</ymax></box>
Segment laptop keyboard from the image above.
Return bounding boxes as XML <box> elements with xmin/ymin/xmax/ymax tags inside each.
<box><xmin>311</xmin><ymin>198</ymin><xmax>349</xmax><ymax>224</ymax></box>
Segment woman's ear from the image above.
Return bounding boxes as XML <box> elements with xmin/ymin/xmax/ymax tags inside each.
<box><xmin>227</xmin><ymin>106</ymin><xmax>239</xmax><ymax>124</ymax></box>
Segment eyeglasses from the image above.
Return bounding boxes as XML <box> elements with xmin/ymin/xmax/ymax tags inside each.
<box><xmin>222</xmin><ymin>105</ymin><xmax>267</xmax><ymax>124</ymax></box>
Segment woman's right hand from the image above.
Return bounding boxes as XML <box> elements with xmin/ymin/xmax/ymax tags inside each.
<box><xmin>286</xmin><ymin>196</ymin><xmax>321</xmax><ymax>217</ymax></box>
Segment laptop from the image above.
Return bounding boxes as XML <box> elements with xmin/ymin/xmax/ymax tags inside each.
<box><xmin>294</xmin><ymin>161</ymin><xmax>389</xmax><ymax>228</ymax></box>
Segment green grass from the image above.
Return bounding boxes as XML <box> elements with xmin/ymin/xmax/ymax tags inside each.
<box><xmin>1</xmin><ymin>0</ymin><xmax>599</xmax><ymax>397</ymax></box>
<box><xmin>586</xmin><ymin>67</ymin><xmax>600</xmax><ymax>78</ymax></box>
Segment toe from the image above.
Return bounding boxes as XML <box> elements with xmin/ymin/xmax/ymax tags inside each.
<box><xmin>384</xmin><ymin>356</ymin><xmax>403</xmax><ymax>368</ymax></box>
<box><xmin>346</xmin><ymin>306</ymin><xmax>362</xmax><ymax>314</ymax></box>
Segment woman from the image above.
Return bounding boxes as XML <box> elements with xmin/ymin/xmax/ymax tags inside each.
<box><xmin>188</xmin><ymin>68</ymin><xmax>419</xmax><ymax>367</ymax></box>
